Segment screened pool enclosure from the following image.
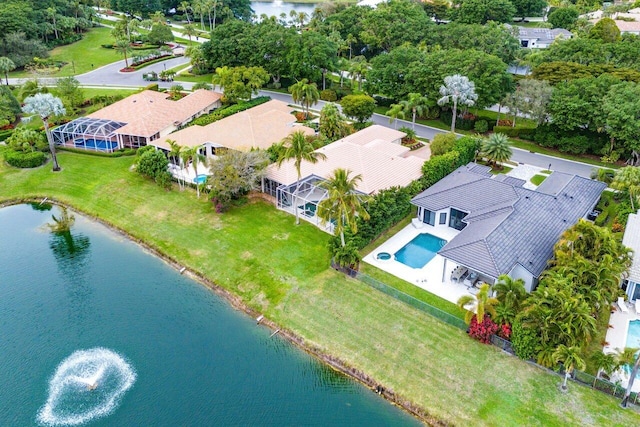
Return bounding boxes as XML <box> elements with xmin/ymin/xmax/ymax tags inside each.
<box><xmin>51</xmin><ymin>117</ymin><xmax>126</xmax><ymax>152</ymax></box>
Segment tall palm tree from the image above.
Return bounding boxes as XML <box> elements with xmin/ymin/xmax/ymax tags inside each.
<box><xmin>167</xmin><ymin>139</ymin><xmax>184</xmax><ymax>189</ymax></box>
<box><xmin>181</xmin><ymin>146</ymin><xmax>206</xmax><ymax>198</ymax></box>
<box><xmin>114</xmin><ymin>39</ymin><xmax>132</xmax><ymax>67</ymax></box>
<box><xmin>22</xmin><ymin>93</ymin><xmax>66</xmax><ymax>172</ymax></box>
<box><xmin>481</xmin><ymin>133</ymin><xmax>512</xmax><ymax>168</ymax></box>
<box><xmin>289</xmin><ymin>79</ymin><xmax>319</xmax><ymax>119</ymax></box>
<box><xmin>437</xmin><ymin>74</ymin><xmax>478</xmax><ymax>132</ymax></box>
<box><xmin>611</xmin><ymin>166</ymin><xmax>640</xmax><ymax>211</ymax></box>
<box><xmin>493</xmin><ymin>274</ymin><xmax>526</xmax><ymax>325</ymax></box>
<box><xmin>0</xmin><ymin>57</ymin><xmax>16</xmax><ymax>85</ymax></box>
<box><xmin>553</xmin><ymin>344</ymin><xmax>586</xmax><ymax>391</ymax></box>
<box><xmin>386</xmin><ymin>103</ymin><xmax>405</xmax><ymax>129</ymax></box>
<box><xmin>178</xmin><ymin>1</ymin><xmax>192</xmax><ymax>23</ymax></box>
<box><xmin>181</xmin><ymin>24</ymin><xmax>197</xmax><ymax>43</ymax></box>
<box><xmin>622</xmin><ymin>353</ymin><xmax>640</xmax><ymax>408</ymax></box>
<box><xmin>395</xmin><ymin>93</ymin><xmax>432</xmax><ymax>130</ymax></box>
<box><xmin>277</xmin><ymin>130</ymin><xmax>327</xmax><ymax>225</ymax></box>
<box><xmin>590</xmin><ymin>352</ymin><xmax>617</xmax><ymax>379</ymax></box>
<box><xmin>457</xmin><ymin>283</ymin><xmax>498</xmax><ymax>325</ymax></box>
<box><xmin>317</xmin><ymin>168</ymin><xmax>370</xmax><ymax>247</ymax></box>
<box><xmin>348</xmin><ymin>56</ymin><xmax>369</xmax><ymax>92</ymax></box>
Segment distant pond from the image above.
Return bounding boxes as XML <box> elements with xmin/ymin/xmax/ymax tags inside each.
<box><xmin>250</xmin><ymin>1</ymin><xmax>318</xmax><ymax>19</ymax></box>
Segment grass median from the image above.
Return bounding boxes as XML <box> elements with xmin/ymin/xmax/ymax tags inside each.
<box><xmin>1</xmin><ymin>152</ymin><xmax>638</xmax><ymax>426</ymax></box>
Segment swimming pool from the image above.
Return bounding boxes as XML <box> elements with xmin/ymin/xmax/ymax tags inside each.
<box><xmin>193</xmin><ymin>174</ymin><xmax>208</xmax><ymax>184</ymax></box>
<box><xmin>74</xmin><ymin>138</ymin><xmax>118</xmax><ymax>151</ymax></box>
<box><xmin>394</xmin><ymin>233</ymin><xmax>447</xmax><ymax>269</ymax></box>
<box><xmin>627</xmin><ymin>319</ymin><xmax>640</xmax><ymax>349</ymax></box>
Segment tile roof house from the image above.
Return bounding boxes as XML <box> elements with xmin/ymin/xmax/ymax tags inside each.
<box><xmin>411</xmin><ymin>163</ymin><xmax>606</xmax><ymax>292</ymax></box>
<box><xmin>514</xmin><ymin>27</ymin><xmax>573</xmax><ymax>48</ymax></box>
<box><xmin>51</xmin><ymin>90</ymin><xmax>221</xmax><ymax>151</ymax></box>
<box><xmin>263</xmin><ymin>125</ymin><xmax>424</xmax><ymax>230</ymax></box>
<box><xmin>150</xmin><ymin>99</ymin><xmax>315</xmax><ymax>158</ymax></box>
<box><xmin>623</xmin><ymin>210</ymin><xmax>640</xmax><ymax>301</ymax></box>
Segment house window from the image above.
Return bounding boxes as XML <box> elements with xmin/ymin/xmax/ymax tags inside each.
<box><xmin>449</xmin><ymin>208</ymin><xmax>468</xmax><ymax>231</ymax></box>
<box><xmin>439</xmin><ymin>212</ymin><xmax>447</xmax><ymax>225</ymax></box>
<box><xmin>521</xmin><ymin>40</ymin><xmax>529</xmax><ymax>48</ymax></box>
<box><xmin>422</xmin><ymin>209</ymin><xmax>435</xmax><ymax>226</ymax></box>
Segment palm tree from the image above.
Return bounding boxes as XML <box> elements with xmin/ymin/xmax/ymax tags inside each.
<box><xmin>181</xmin><ymin>23</ymin><xmax>197</xmax><ymax>43</ymax></box>
<box><xmin>167</xmin><ymin>139</ymin><xmax>184</xmax><ymax>189</ymax></box>
<box><xmin>437</xmin><ymin>74</ymin><xmax>478</xmax><ymax>132</ymax></box>
<box><xmin>277</xmin><ymin>130</ymin><xmax>327</xmax><ymax>225</ymax></box>
<box><xmin>590</xmin><ymin>352</ymin><xmax>617</xmax><ymax>379</ymax></box>
<box><xmin>317</xmin><ymin>168</ymin><xmax>370</xmax><ymax>247</ymax></box>
<box><xmin>289</xmin><ymin>79</ymin><xmax>320</xmax><ymax>119</ymax></box>
<box><xmin>622</xmin><ymin>353</ymin><xmax>640</xmax><ymax>408</ymax></box>
<box><xmin>114</xmin><ymin>39</ymin><xmax>132</xmax><ymax>67</ymax></box>
<box><xmin>395</xmin><ymin>93</ymin><xmax>432</xmax><ymax>130</ymax></box>
<box><xmin>181</xmin><ymin>146</ymin><xmax>206</xmax><ymax>198</ymax></box>
<box><xmin>457</xmin><ymin>283</ymin><xmax>498</xmax><ymax>325</ymax></box>
<box><xmin>0</xmin><ymin>57</ymin><xmax>16</xmax><ymax>85</ymax></box>
<box><xmin>386</xmin><ymin>103</ymin><xmax>405</xmax><ymax>129</ymax></box>
<box><xmin>348</xmin><ymin>56</ymin><xmax>369</xmax><ymax>92</ymax></box>
<box><xmin>178</xmin><ymin>1</ymin><xmax>192</xmax><ymax>23</ymax></box>
<box><xmin>611</xmin><ymin>166</ymin><xmax>640</xmax><ymax>211</ymax></box>
<box><xmin>22</xmin><ymin>93</ymin><xmax>66</xmax><ymax>172</ymax></box>
<box><xmin>553</xmin><ymin>344</ymin><xmax>586</xmax><ymax>391</ymax></box>
<box><xmin>481</xmin><ymin>133</ymin><xmax>512</xmax><ymax>168</ymax></box>
<box><xmin>493</xmin><ymin>274</ymin><xmax>526</xmax><ymax>325</ymax></box>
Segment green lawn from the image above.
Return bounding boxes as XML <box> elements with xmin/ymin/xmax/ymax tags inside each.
<box><xmin>530</xmin><ymin>174</ymin><xmax>547</xmax><ymax>186</ymax></box>
<box><xmin>175</xmin><ymin>72</ymin><xmax>213</xmax><ymax>83</ymax></box>
<box><xmin>1</xmin><ymin>153</ymin><xmax>639</xmax><ymax>425</ymax></box>
<box><xmin>10</xmin><ymin>27</ymin><xmax>122</xmax><ymax>78</ymax></box>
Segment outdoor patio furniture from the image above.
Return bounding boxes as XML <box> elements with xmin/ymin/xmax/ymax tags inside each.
<box><xmin>464</xmin><ymin>272</ymin><xmax>479</xmax><ymax>288</ymax></box>
<box><xmin>450</xmin><ymin>266</ymin><xmax>467</xmax><ymax>282</ymax></box>
<box><xmin>618</xmin><ymin>297</ymin><xmax>630</xmax><ymax>313</ymax></box>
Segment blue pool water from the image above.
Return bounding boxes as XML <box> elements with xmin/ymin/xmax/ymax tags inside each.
<box><xmin>394</xmin><ymin>233</ymin><xmax>447</xmax><ymax>269</ymax></box>
<box><xmin>626</xmin><ymin>320</ymin><xmax>640</xmax><ymax>349</ymax></box>
<box><xmin>193</xmin><ymin>174</ymin><xmax>208</xmax><ymax>184</ymax></box>
<box><xmin>74</xmin><ymin>138</ymin><xmax>118</xmax><ymax>151</ymax></box>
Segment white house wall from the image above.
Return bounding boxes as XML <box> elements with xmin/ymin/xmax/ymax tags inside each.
<box><xmin>508</xmin><ymin>263</ymin><xmax>536</xmax><ymax>293</ymax></box>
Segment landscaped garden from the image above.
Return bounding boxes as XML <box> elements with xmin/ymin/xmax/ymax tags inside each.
<box><xmin>2</xmin><ymin>152</ymin><xmax>639</xmax><ymax>425</ymax></box>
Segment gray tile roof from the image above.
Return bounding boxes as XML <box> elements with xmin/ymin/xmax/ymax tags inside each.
<box><xmin>412</xmin><ymin>164</ymin><xmax>607</xmax><ymax>279</ymax></box>
<box><xmin>535</xmin><ymin>172</ymin><xmax>573</xmax><ymax>196</ymax></box>
<box><xmin>517</xmin><ymin>27</ymin><xmax>573</xmax><ymax>44</ymax></box>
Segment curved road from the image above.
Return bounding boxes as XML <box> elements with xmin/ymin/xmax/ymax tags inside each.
<box><xmin>9</xmin><ymin>58</ymin><xmax>599</xmax><ymax>178</ymax></box>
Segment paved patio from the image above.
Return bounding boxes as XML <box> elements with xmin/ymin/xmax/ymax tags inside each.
<box><xmin>505</xmin><ymin>163</ymin><xmax>548</xmax><ymax>190</ymax></box>
<box><xmin>363</xmin><ymin>222</ymin><xmax>480</xmax><ymax>305</ymax></box>
<box><xmin>604</xmin><ymin>301</ymin><xmax>640</xmax><ymax>392</ymax></box>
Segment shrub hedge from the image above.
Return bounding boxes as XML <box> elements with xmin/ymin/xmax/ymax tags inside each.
<box><xmin>534</xmin><ymin>124</ymin><xmax>607</xmax><ymax>155</ymax></box>
<box><xmin>493</xmin><ymin>125</ymin><xmax>537</xmax><ymax>138</ymax></box>
<box><xmin>191</xmin><ymin>96</ymin><xmax>271</xmax><ymax>126</ymax></box>
<box><xmin>58</xmin><ymin>147</ymin><xmax>136</xmax><ymax>157</ymax></box>
<box><xmin>4</xmin><ymin>149</ymin><xmax>46</xmax><ymax>168</ymax></box>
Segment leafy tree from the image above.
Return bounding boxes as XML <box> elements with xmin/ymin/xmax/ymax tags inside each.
<box><xmin>289</xmin><ymin>78</ymin><xmax>320</xmax><ymax>119</ymax></box>
<box><xmin>548</xmin><ymin>7</ymin><xmax>579</xmax><ymax>30</ymax></box>
<box><xmin>481</xmin><ymin>133</ymin><xmax>512</xmax><ymax>168</ymax></box>
<box><xmin>367</xmin><ymin>44</ymin><xmax>424</xmax><ymax>101</ymax></box>
<box><xmin>137</xmin><ymin>149</ymin><xmax>172</xmax><ymax>189</ymax></box>
<box><xmin>6</xmin><ymin>127</ymin><xmax>46</xmax><ymax>152</ymax></box>
<box><xmin>0</xmin><ymin>86</ymin><xmax>21</xmax><ymax>127</ymax></box>
<box><xmin>589</xmin><ymin>17</ymin><xmax>620</xmax><ymax>43</ymax></box>
<box><xmin>340</xmin><ymin>94</ymin><xmax>376</xmax><ymax>125</ymax></box>
<box><xmin>114</xmin><ymin>39</ymin><xmax>132</xmax><ymax>67</ymax></box>
<box><xmin>392</xmin><ymin>93</ymin><xmax>432</xmax><ymax>130</ymax></box>
<box><xmin>147</xmin><ymin>23</ymin><xmax>174</xmax><ymax>45</ymax></box>
<box><xmin>251</xmin><ymin>20</ymin><xmax>293</xmax><ymax>86</ymax></box>
<box><xmin>2</xmin><ymin>32</ymin><xmax>48</xmax><ymax>69</ymax></box>
<box><xmin>611</xmin><ymin>166</ymin><xmax>640</xmax><ymax>210</ymax></box>
<box><xmin>454</xmin><ymin>0</ymin><xmax>516</xmax><ymax>24</ymax></box>
<box><xmin>516</xmin><ymin>79</ymin><xmax>553</xmax><ymax>125</ymax></box>
<box><xmin>457</xmin><ymin>283</ymin><xmax>498</xmax><ymax>325</ymax></box>
<box><xmin>201</xmin><ymin>19</ymin><xmax>254</xmax><ymax>70</ymax></box>
<box><xmin>277</xmin><ymin>130</ymin><xmax>327</xmax><ymax>225</ymax></box>
<box><xmin>348</xmin><ymin>56</ymin><xmax>369</xmax><ymax>92</ymax></box>
<box><xmin>286</xmin><ymin>30</ymin><xmax>338</xmax><ymax>82</ymax></box>
<box><xmin>429</xmin><ymin>133</ymin><xmax>457</xmax><ymax>157</ymax></box>
<box><xmin>212</xmin><ymin>65</ymin><xmax>270</xmax><ymax>102</ymax></box>
<box><xmin>317</xmin><ymin>168</ymin><xmax>370</xmax><ymax>247</ymax></box>
<box><xmin>493</xmin><ymin>274</ymin><xmax>526</xmax><ymax>325</ymax></box>
<box><xmin>319</xmin><ymin>102</ymin><xmax>350</xmax><ymax>142</ymax></box>
<box><xmin>208</xmin><ymin>150</ymin><xmax>269</xmax><ymax>209</ymax></box>
<box><xmin>602</xmin><ymin>82</ymin><xmax>640</xmax><ymax>165</ymax></box>
<box><xmin>511</xmin><ymin>0</ymin><xmax>547</xmax><ymax>20</ymax></box>
<box><xmin>55</xmin><ymin>76</ymin><xmax>83</xmax><ymax>112</ymax></box>
<box><xmin>0</xmin><ymin>57</ymin><xmax>16</xmax><ymax>85</ymax></box>
<box><xmin>553</xmin><ymin>344</ymin><xmax>586</xmax><ymax>391</ymax></box>
<box><xmin>422</xmin><ymin>0</ymin><xmax>450</xmax><ymax>23</ymax></box>
<box><xmin>22</xmin><ymin>93</ymin><xmax>65</xmax><ymax>172</ymax></box>
<box><xmin>511</xmin><ymin>319</ymin><xmax>540</xmax><ymax>360</ymax></box>
<box><xmin>437</xmin><ymin>74</ymin><xmax>478</xmax><ymax>132</ymax></box>
<box><xmin>359</xmin><ymin>0</ymin><xmax>433</xmax><ymax>52</ymax></box>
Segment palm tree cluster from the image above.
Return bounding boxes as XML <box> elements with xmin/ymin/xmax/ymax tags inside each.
<box><xmin>289</xmin><ymin>79</ymin><xmax>320</xmax><ymax>119</ymax></box>
<box><xmin>479</xmin><ymin>133</ymin><xmax>512</xmax><ymax>169</ymax></box>
<box><xmin>387</xmin><ymin>92</ymin><xmax>433</xmax><ymax>131</ymax></box>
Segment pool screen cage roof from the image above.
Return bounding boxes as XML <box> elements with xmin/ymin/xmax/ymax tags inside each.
<box><xmin>51</xmin><ymin>117</ymin><xmax>126</xmax><ymax>146</ymax></box>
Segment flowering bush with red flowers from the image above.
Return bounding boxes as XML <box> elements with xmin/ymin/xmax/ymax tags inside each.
<box><xmin>498</xmin><ymin>323</ymin><xmax>511</xmax><ymax>340</ymax></box>
<box><xmin>468</xmin><ymin>314</ymin><xmax>499</xmax><ymax>344</ymax></box>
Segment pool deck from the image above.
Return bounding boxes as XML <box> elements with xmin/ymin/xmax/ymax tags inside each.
<box><xmin>604</xmin><ymin>302</ymin><xmax>640</xmax><ymax>392</ymax></box>
<box><xmin>168</xmin><ymin>163</ymin><xmax>212</xmax><ymax>183</ymax></box>
<box><xmin>363</xmin><ymin>221</ymin><xmax>478</xmax><ymax>306</ymax></box>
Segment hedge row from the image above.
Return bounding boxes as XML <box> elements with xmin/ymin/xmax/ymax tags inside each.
<box><xmin>493</xmin><ymin>126</ymin><xmax>536</xmax><ymax>139</ymax></box>
<box><xmin>191</xmin><ymin>96</ymin><xmax>271</xmax><ymax>126</ymax></box>
<box><xmin>4</xmin><ymin>149</ymin><xmax>47</xmax><ymax>168</ymax></box>
<box><xmin>58</xmin><ymin>146</ymin><xmax>136</xmax><ymax>157</ymax></box>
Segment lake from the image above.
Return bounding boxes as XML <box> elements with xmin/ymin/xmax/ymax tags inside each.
<box><xmin>0</xmin><ymin>204</ymin><xmax>419</xmax><ymax>426</ymax></box>
<box><xmin>251</xmin><ymin>1</ymin><xmax>318</xmax><ymax>19</ymax></box>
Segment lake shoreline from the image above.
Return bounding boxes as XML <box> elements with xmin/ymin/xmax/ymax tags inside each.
<box><xmin>0</xmin><ymin>197</ymin><xmax>443</xmax><ymax>426</ymax></box>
